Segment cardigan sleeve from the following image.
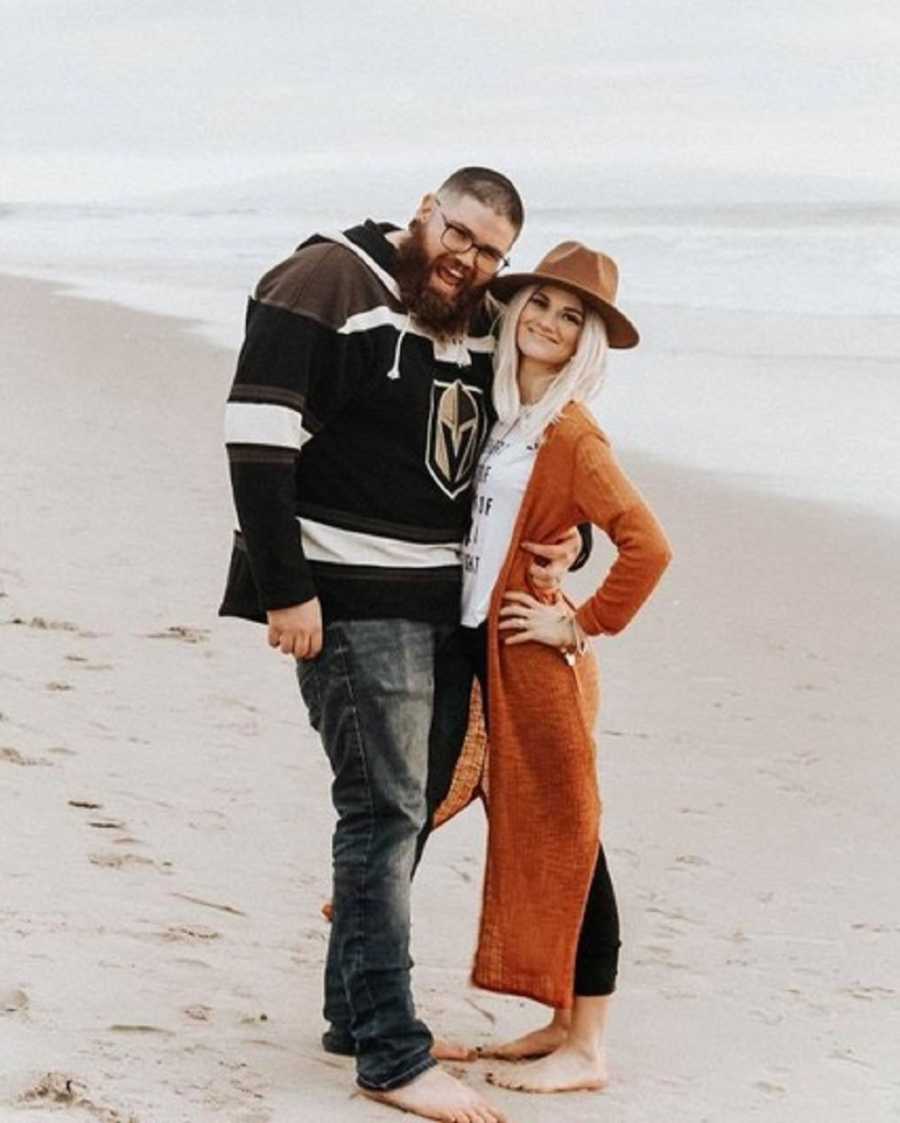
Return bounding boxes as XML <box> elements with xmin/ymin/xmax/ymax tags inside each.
<box><xmin>571</xmin><ymin>432</ymin><xmax>673</xmax><ymax>636</ymax></box>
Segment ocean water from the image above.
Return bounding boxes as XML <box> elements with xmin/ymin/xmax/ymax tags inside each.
<box><xmin>3</xmin><ymin>197</ymin><xmax>899</xmax><ymax>519</ymax></box>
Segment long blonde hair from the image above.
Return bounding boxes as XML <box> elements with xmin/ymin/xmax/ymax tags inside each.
<box><xmin>492</xmin><ymin>284</ymin><xmax>609</xmax><ymax>442</ymax></box>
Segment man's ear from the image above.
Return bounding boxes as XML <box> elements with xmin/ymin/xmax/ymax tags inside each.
<box><xmin>414</xmin><ymin>192</ymin><xmax>438</xmax><ymax>225</ymax></box>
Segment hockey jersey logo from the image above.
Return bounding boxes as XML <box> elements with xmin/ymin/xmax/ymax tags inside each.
<box><xmin>426</xmin><ymin>378</ymin><xmax>487</xmax><ymax>500</ymax></box>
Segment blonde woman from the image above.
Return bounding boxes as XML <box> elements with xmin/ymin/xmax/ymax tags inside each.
<box><xmin>439</xmin><ymin>242</ymin><xmax>672</xmax><ymax>1094</ymax></box>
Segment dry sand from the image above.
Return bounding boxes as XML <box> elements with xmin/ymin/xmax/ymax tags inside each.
<box><xmin>1</xmin><ymin>275</ymin><xmax>898</xmax><ymax>1122</ymax></box>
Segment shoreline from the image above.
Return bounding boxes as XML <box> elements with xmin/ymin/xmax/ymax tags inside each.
<box><xmin>5</xmin><ymin>266</ymin><xmax>900</xmax><ymax>522</ymax></box>
<box><xmin>2</xmin><ymin>274</ymin><xmax>898</xmax><ymax>1122</ymax></box>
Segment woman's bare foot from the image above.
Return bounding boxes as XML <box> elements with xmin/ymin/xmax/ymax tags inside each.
<box><xmin>486</xmin><ymin>1042</ymin><xmax>607</xmax><ymax>1093</ymax></box>
<box><xmin>362</xmin><ymin>1065</ymin><xmax>507</xmax><ymax>1122</ymax></box>
<box><xmin>476</xmin><ymin>1018</ymin><xmax>569</xmax><ymax>1061</ymax></box>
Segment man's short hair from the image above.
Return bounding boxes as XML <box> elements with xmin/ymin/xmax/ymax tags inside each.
<box><xmin>438</xmin><ymin>166</ymin><xmax>524</xmax><ymax>231</ymax></box>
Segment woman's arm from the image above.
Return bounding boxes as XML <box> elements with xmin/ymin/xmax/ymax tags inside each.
<box><xmin>572</xmin><ymin>432</ymin><xmax>672</xmax><ymax>637</ymax></box>
<box><xmin>497</xmin><ymin>432</ymin><xmax>671</xmax><ymax>652</ymax></box>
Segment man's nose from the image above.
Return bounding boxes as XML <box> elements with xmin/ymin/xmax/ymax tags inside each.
<box><xmin>453</xmin><ymin>245</ymin><xmax>478</xmax><ymax>269</ymax></box>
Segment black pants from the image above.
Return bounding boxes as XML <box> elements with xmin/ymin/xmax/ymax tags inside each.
<box><xmin>455</xmin><ymin>623</ymin><xmax>621</xmax><ymax>997</ymax></box>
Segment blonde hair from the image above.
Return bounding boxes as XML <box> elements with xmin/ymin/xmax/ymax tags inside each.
<box><xmin>491</xmin><ymin>284</ymin><xmax>609</xmax><ymax>442</ymax></box>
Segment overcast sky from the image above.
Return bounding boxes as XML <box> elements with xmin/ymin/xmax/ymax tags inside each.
<box><xmin>3</xmin><ymin>0</ymin><xmax>898</xmax><ymax>202</ymax></box>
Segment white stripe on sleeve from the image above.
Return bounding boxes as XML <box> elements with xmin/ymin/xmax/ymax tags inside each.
<box><xmin>225</xmin><ymin>402</ymin><xmax>314</xmax><ymax>451</ymax></box>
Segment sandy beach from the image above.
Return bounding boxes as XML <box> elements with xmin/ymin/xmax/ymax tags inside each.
<box><xmin>2</xmin><ymin>274</ymin><xmax>899</xmax><ymax>1122</ymax></box>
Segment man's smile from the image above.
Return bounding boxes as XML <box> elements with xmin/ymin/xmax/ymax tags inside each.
<box><xmin>432</xmin><ymin>259</ymin><xmax>470</xmax><ymax>293</ymax></box>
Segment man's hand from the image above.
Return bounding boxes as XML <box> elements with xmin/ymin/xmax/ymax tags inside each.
<box><xmin>520</xmin><ymin>525</ymin><xmax>583</xmax><ymax>594</ymax></box>
<box><xmin>267</xmin><ymin>598</ymin><xmax>323</xmax><ymax>660</ymax></box>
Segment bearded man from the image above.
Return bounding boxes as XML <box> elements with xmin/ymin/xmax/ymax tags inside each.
<box><xmin>220</xmin><ymin>167</ymin><xmax>584</xmax><ymax>1123</ymax></box>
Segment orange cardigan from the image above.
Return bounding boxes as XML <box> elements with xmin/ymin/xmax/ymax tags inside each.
<box><xmin>436</xmin><ymin>402</ymin><xmax>672</xmax><ymax>1008</ymax></box>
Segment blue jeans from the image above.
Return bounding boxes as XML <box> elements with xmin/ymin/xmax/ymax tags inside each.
<box><xmin>296</xmin><ymin>618</ymin><xmax>460</xmax><ymax>1091</ymax></box>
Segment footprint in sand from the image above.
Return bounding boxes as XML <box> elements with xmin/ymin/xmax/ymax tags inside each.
<box><xmin>841</xmin><ymin>984</ymin><xmax>895</xmax><ymax>1002</ymax></box>
<box><xmin>184</xmin><ymin>1004</ymin><xmax>214</xmax><ymax>1022</ymax></box>
<box><xmin>76</xmin><ymin>807</ymin><xmax>153</xmax><ymax>852</ymax></box>
<box><xmin>1</xmin><ymin>746</ymin><xmax>53</xmax><ymax>767</ymax></box>
<box><xmin>239</xmin><ymin>1012</ymin><xmax>269</xmax><ymax>1026</ymax></box>
<box><xmin>160</xmin><ymin>924</ymin><xmax>222</xmax><ymax>943</ymax></box>
<box><xmin>667</xmin><ymin>853</ymin><xmax>712</xmax><ymax>875</ymax></box>
<box><xmin>8</xmin><ymin>615</ymin><xmax>80</xmax><ymax>633</ymax></box>
<box><xmin>145</xmin><ymin>625</ymin><xmax>210</xmax><ymax>644</ymax></box>
<box><xmin>1</xmin><ymin>987</ymin><xmax>29</xmax><ymax>1014</ymax></box>
<box><xmin>21</xmin><ymin>1071</ymin><xmax>88</xmax><ymax>1104</ymax></box>
<box><xmin>65</xmin><ymin>654</ymin><xmax>115</xmax><ymax>671</ymax></box>
<box><xmin>11</xmin><ymin>616</ymin><xmax>102</xmax><ymax>639</ymax></box>
<box><xmin>20</xmin><ymin>1071</ymin><xmax>139</xmax><ymax>1122</ymax></box>
<box><xmin>89</xmin><ymin>852</ymin><xmax>156</xmax><ymax>870</ymax></box>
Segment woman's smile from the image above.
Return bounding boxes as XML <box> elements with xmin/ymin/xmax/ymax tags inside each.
<box><xmin>517</xmin><ymin>284</ymin><xmax>585</xmax><ymax>369</ymax></box>
<box><xmin>526</xmin><ymin>324</ymin><xmax>561</xmax><ymax>344</ymax></box>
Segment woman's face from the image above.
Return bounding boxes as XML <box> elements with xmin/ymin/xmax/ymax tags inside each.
<box><xmin>516</xmin><ymin>284</ymin><xmax>585</xmax><ymax>370</ymax></box>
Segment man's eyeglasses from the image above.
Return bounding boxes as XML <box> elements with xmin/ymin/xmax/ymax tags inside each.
<box><xmin>434</xmin><ymin>201</ymin><xmax>510</xmax><ymax>276</ymax></box>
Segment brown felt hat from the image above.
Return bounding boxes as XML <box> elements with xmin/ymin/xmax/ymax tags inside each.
<box><xmin>490</xmin><ymin>241</ymin><xmax>639</xmax><ymax>349</ymax></box>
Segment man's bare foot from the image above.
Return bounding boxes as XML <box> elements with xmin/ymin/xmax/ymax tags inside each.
<box><xmin>362</xmin><ymin>1065</ymin><xmax>507</xmax><ymax>1122</ymax></box>
<box><xmin>486</xmin><ymin>1043</ymin><xmax>607</xmax><ymax>1093</ymax></box>
<box><xmin>476</xmin><ymin>1020</ymin><xmax>569</xmax><ymax>1061</ymax></box>
<box><xmin>432</xmin><ymin>1038</ymin><xmax>476</xmax><ymax>1062</ymax></box>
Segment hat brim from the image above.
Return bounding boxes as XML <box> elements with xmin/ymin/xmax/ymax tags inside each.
<box><xmin>490</xmin><ymin>271</ymin><xmax>640</xmax><ymax>349</ymax></box>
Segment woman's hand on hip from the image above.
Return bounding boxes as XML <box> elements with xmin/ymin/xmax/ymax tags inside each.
<box><xmin>498</xmin><ymin>591</ymin><xmax>573</xmax><ymax>648</ymax></box>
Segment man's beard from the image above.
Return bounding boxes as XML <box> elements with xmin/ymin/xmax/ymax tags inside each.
<box><xmin>393</xmin><ymin>220</ymin><xmax>486</xmax><ymax>341</ymax></box>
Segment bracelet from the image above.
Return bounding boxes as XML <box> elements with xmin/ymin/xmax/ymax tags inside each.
<box><xmin>558</xmin><ymin>613</ymin><xmax>586</xmax><ymax>666</ymax></box>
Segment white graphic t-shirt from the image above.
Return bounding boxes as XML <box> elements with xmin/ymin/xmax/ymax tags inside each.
<box><xmin>460</xmin><ymin>415</ymin><xmax>541</xmax><ymax>627</ymax></box>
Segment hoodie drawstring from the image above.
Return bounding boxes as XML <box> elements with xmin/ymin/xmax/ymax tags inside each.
<box><xmin>387</xmin><ymin>316</ymin><xmax>472</xmax><ymax>379</ymax></box>
<box><xmin>387</xmin><ymin>314</ymin><xmax>411</xmax><ymax>380</ymax></box>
